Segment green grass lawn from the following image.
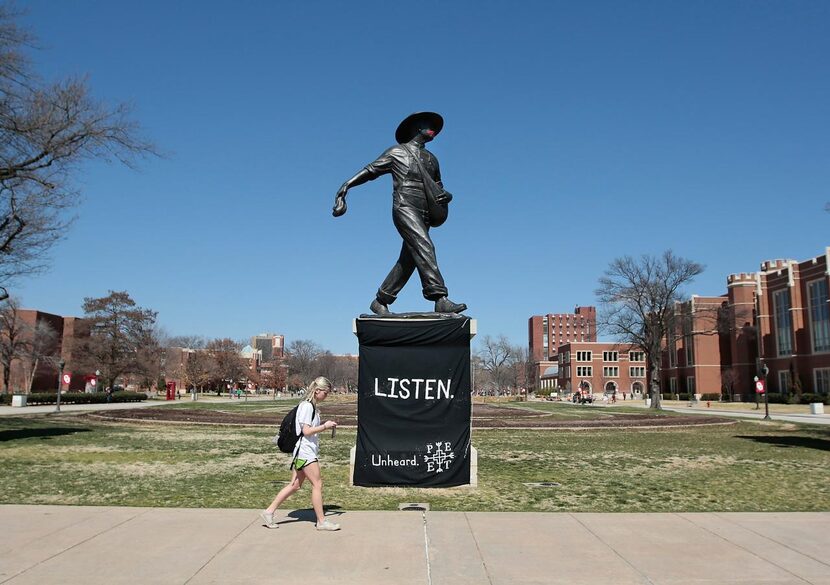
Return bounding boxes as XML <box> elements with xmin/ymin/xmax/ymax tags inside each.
<box><xmin>0</xmin><ymin>414</ymin><xmax>827</xmax><ymax>512</ymax></box>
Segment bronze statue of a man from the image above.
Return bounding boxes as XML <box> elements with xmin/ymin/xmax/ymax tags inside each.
<box><xmin>333</xmin><ymin>112</ymin><xmax>467</xmax><ymax>316</ymax></box>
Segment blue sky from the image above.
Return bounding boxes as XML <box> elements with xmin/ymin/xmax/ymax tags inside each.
<box><xmin>13</xmin><ymin>0</ymin><xmax>830</xmax><ymax>354</ymax></box>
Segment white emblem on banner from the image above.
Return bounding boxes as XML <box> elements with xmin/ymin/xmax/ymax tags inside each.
<box><xmin>423</xmin><ymin>441</ymin><xmax>455</xmax><ymax>473</ymax></box>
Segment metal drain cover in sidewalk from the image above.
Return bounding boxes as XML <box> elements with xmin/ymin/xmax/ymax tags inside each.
<box><xmin>523</xmin><ymin>482</ymin><xmax>562</xmax><ymax>488</ymax></box>
<box><xmin>398</xmin><ymin>502</ymin><xmax>430</xmax><ymax>511</ymax></box>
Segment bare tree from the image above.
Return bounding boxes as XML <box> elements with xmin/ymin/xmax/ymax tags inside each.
<box><xmin>315</xmin><ymin>352</ymin><xmax>357</xmax><ymax>391</ymax></box>
<box><xmin>333</xmin><ymin>356</ymin><xmax>358</xmax><ymax>392</ymax></box>
<box><xmin>0</xmin><ymin>5</ymin><xmax>155</xmax><ymax>300</ymax></box>
<box><xmin>19</xmin><ymin>319</ymin><xmax>57</xmax><ymax>392</ymax></box>
<box><xmin>131</xmin><ymin>326</ymin><xmax>165</xmax><ymax>392</ymax></box>
<box><xmin>260</xmin><ymin>363</ymin><xmax>287</xmax><ymax>393</ymax></box>
<box><xmin>316</xmin><ymin>350</ymin><xmax>337</xmax><ymax>382</ymax></box>
<box><xmin>471</xmin><ymin>353</ymin><xmax>485</xmax><ymax>394</ymax></box>
<box><xmin>720</xmin><ymin>367</ymin><xmax>739</xmax><ymax>402</ymax></box>
<box><xmin>206</xmin><ymin>338</ymin><xmax>245</xmax><ymax>391</ymax></box>
<box><xmin>596</xmin><ymin>251</ymin><xmax>704</xmax><ymax>409</ymax></box>
<box><xmin>168</xmin><ymin>335</ymin><xmax>206</xmax><ymax>350</ymax></box>
<box><xmin>75</xmin><ymin>291</ymin><xmax>158</xmax><ymax>389</ymax></box>
<box><xmin>183</xmin><ymin>349</ymin><xmax>212</xmax><ymax>392</ymax></box>
<box><xmin>0</xmin><ymin>296</ymin><xmax>26</xmax><ymax>392</ymax></box>
<box><xmin>510</xmin><ymin>344</ymin><xmax>533</xmax><ymax>397</ymax></box>
<box><xmin>0</xmin><ymin>297</ymin><xmax>59</xmax><ymax>392</ymax></box>
<box><xmin>285</xmin><ymin>339</ymin><xmax>323</xmax><ymax>385</ymax></box>
<box><xmin>476</xmin><ymin>335</ymin><xmax>516</xmax><ymax>395</ymax></box>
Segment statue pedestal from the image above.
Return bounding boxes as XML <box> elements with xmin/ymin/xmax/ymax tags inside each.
<box><xmin>350</xmin><ymin>316</ymin><xmax>476</xmax><ymax>488</ymax></box>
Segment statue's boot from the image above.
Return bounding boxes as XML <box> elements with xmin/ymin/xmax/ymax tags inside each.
<box><xmin>370</xmin><ymin>299</ymin><xmax>390</xmax><ymax>315</ymax></box>
<box><xmin>434</xmin><ymin>297</ymin><xmax>467</xmax><ymax>314</ymax></box>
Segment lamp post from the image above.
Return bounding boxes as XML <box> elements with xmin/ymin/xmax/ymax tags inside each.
<box><xmin>761</xmin><ymin>362</ymin><xmax>770</xmax><ymax>420</ymax></box>
<box><xmin>55</xmin><ymin>359</ymin><xmax>66</xmax><ymax>413</ymax></box>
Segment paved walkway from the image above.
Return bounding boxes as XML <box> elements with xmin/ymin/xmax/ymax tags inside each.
<box><xmin>589</xmin><ymin>400</ymin><xmax>830</xmax><ymax>426</ymax></box>
<box><xmin>1</xmin><ymin>506</ymin><xmax>827</xmax><ymax>584</ymax></box>
<box><xmin>646</xmin><ymin>404</ymin><xmax>830</xmax><ymax>426</ymax></box>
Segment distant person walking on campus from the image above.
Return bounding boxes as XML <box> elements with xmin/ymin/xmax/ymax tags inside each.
<box><xmin>260</xmin><ymin>376</ymin><xmax>340</xmax><ymax>531</ymax></box>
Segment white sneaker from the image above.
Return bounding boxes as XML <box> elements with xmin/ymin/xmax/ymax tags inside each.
<box><xmin>316</xmin><ymin>519</ymin><xmax>340</xmax><ymax>531</ymax></box>
<box><xmin>260</xmin><ymin>511</ymin><xmax>278</xmax><ymax>528</ymax></box>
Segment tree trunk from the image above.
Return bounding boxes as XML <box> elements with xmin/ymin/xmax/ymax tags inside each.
<box><xmin>26</xmin><ymin>358</ymin><xmax>38</xmax><ymax>393</ymax></box>
<box><xmin>649</xmin><ymin>357</ymin><xmax>662</xmax><ymax>410</ymax></box>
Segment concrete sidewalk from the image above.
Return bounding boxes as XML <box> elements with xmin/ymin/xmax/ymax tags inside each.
<box><xmin>1</xmin><ymin>506</ymin><xmax>827</xmax><ymax>584</ymax></box>
<box><xmin>659</xmin><ymin>405</ymin><xmax>830</xmax><ymax>426</ymax></box>
<box><xmin>605</xmin><ymin>400</ymin><xmax>830</xmax><ymax>426</ymax></box>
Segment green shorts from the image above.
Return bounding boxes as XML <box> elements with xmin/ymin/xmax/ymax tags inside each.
<box><xmin>291</xmin><ymin>457</ymin><xmax>317</xmax><ymax>471</ymax></box>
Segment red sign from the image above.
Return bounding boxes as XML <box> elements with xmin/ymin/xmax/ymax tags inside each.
<box><xmin>755</xmin><ymin>379</ymin><xmax>766</xmax><ymax>394</ymax></box>
<box><xmin>62</xmin><ymin>373</ymin><xmax>71</xmax><ymax>386</ymax></box>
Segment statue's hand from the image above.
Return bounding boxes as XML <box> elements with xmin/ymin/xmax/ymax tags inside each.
<box><xmin>436</xmin><ymin>190</ymin><xmax>453</xmax><ymax>204</ymax></box>
<box><xmin>332</xmin><ymin>192</ymin><xmax>347</xmax><ymax>217</ymax></box>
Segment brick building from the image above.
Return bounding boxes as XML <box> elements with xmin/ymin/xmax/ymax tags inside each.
<box><xmin>251</xmin><ymin>333</ymin><xmax>284</xmax><ymax>362</ymax></box>
<box><xmin>660</xmin><ymin>247</ymin><xmax>830</xmax><ymax>400</ymax></box>
<box><xmin>2</xmin><ymin>309</ymin><xmax>87</xmax><ymax>393</ymax></box>
<box><xmin>557</xmin><ymin>341</ymin><xmax>647</xmax><ymax>398</ymax></box>
<box><xmin>755</xmin><ymin>252</ymin><xmax>830</xmax><ymax>396</ymax></box>
<box><xmin>528</xmin><ymin>307</ymin><xmax>596</xmax><ymax>390</ymax></box>
<box><xmin>662</xmin><ymin>295</ymin><xmax>731</xmax><ymax>397</ymax></box>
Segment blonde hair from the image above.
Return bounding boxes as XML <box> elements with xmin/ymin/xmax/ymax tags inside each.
<box><xmin>303</xmin><ymin>376</ymin><xmax>332</xmax><ymax>405</ymax></box>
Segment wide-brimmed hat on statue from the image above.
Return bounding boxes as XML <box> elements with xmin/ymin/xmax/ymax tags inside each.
<box><xmin>395</xmin><ymin>111</ymin><xmax>444</xmax><ymax>144</ymax></box>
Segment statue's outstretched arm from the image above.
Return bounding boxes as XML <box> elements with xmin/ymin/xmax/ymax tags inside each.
<box><xmin>333</xmin><ymin>168</ymin><xmax>373</xmax><ymax>217</ymax></box>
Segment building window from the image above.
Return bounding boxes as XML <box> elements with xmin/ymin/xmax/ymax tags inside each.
<box><xmin>686</xmin><ymin>376</ymin><xmax>696</xmax><ymax>394</ymax></box>
<box><xmin>808</xmin><ymin>279</ymin><xmax>830</xmax><ymax>352</ymax></box>
<box><xmin>682</xmin><ymin>314</ymin><xmax>694</xmax><ymax>366</ymax></box>
<box><xmin>576</xmin><ymin>351</ymin><xmax>592</xmax><ymax>362</ymax></box>
<box><xmin>564</xmin><ymin>351</ymin><xmax>571</xmax><ymax>363</ymax></box>
<box><xmin>576</xmin><ymin>366</ymin><xmax>593</xmax><ymax>377</ymax></box>
<box><xmin>564</xmin><ymin>365</ymin><xmax>570</xmax><ymax>378</ymax></box>
<box><xmin>629</xmin><ymin>366</ymin><xmax>646</xmax><ymax>378</ymax></box>
<box><xmin>668</xmin><ymin>320</ymin><xmax>677</xmax><ymax>368</ymax></box>
<box><xmin>603</xmin><ymin>366</ymin><xmax>619</xmax><ymax>377</ymax></box>
<box><xmin>669</xmin><ymin>378</ymin><xmax>677</xmax><ymax>393</ymax></box>
<box><xmin>629</xmin><ymin>351</ymin><xmax>645</xmax><ymax>362</ymax></box>
<box><xmin>602</xmin><ymin>351</ymin><xmax>618</xmax><ymax>362</ymax></box>
<box><xmin>778</xmin><ymin>370</ymin><xmax>792</xmax><ymax>395</ymax></box>
<box><xmin>773</xmin><ymin>289</ymin><xmax>793</xmax><ymax>356</ymax></box>
<box><xmin>815</xmin><ymin>368</ymin><xmax>830</xmax><ymax>395</ymax></box>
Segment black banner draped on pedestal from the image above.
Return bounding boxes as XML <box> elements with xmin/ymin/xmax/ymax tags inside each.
<box><xmin>353</xmin><ymin>318</ymin><xmax>471</xmax><ymax>487</ymax></box>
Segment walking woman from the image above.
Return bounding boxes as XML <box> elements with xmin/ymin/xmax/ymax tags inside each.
<box><xmin>261</xmin><ymin>376</ymin><xmax>340</xmax><ymax>531</ymax></box>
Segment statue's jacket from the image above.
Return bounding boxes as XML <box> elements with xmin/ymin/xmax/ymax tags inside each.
<box><xmin>363</xmin><ymin>142</ymin><xmax>442</xmax><ymax>210</ymax></box>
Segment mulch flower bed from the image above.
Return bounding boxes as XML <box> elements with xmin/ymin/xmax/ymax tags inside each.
<box><xmin>86</xmin><ymin>402</ymin><xmax>731</xmax><ymax>429</ymax></box>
